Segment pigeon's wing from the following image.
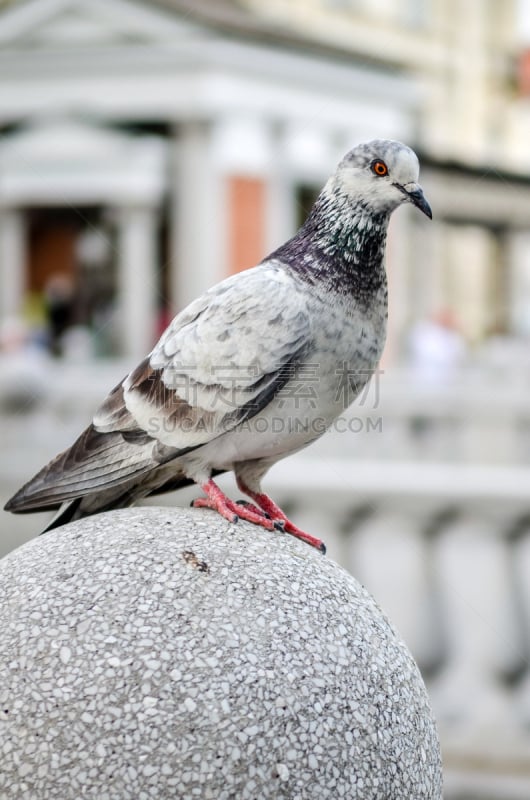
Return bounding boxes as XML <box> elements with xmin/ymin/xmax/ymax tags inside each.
<box><xmin>5</xmin><ymin>265</ymin><xmax>311</xmax><ymax>512</ymax></box>
<box><xmin>96</xmin><ymin>264</ymin><xmax>312</xmax><ymax>450</ymax></box>
<box><xmin>4</xmin><ymin>423</ymin><xmax>162</xmax><ymax>512</ymax></box>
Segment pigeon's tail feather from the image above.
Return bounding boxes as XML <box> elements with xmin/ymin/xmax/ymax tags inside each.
<box><xmin>39</xmin><ymin>482</ymin><xmax>146</xmax><ymax>534</ymax></box>
<box><xmin>4</xmin><ymin>424</ymin><xmax>161</xmax><ymax>514</ymax></box>
<box><xmin>41</xmin><ymin>499</ymin><xmax>83</xmax><ymax>533</ymax></box>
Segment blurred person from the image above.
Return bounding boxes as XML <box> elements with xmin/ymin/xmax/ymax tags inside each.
<box><xmin>61</xmin><ymin>326</ymin><xmax>94</xmax><ymax>363</ymax></box>
<box><xmin>0</xmin><ymin>316</ymin><xmax>49</xmax><ymax>411</ymax></box>
<box><xmin>408</xmin><ymin>309</ymin><xmax>467</xmax><ymax>383</ymax></box>
<box><xmin>44</xmin><ymin>273</ymin><xmax>75</xmax><ymax>357</ymax></box>
<box><xmin>0</xmin><ymin>316</ymin><xmax>28</xmax><ymax>355</ymax></box>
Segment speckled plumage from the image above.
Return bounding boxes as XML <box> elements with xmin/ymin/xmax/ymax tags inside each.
<box><xmin>5</xmin><ymin>139</ymin><xmax>431</xmax><ymax>540</ymax></box>
<box><xmin>271</xmin><ymin>194</ymin><xmax>389</xmax><ymax>303</ymax></box>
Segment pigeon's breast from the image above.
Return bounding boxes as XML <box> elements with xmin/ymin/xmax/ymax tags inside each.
<box><xmin>309</xmin><ymin>286</ymin><xmax>388</xmax><ymax>384</ymax></box>
<box><xmin>181</xmin><ymin>290</ymin><xmax>388</xmax><ymax>472</ymax></box>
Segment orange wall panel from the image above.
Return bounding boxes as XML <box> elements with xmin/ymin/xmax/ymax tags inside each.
<box><xmin>227</xmin><ymin>176</ymin><xmax>266</xmax><ymax>275</ymax></box>
<box><xmin>29</xmin><ymin>223</ymin><xmax>77</xmax><ymax>292</ymax></box>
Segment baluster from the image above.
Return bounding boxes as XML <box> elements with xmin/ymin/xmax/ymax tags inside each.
<box><xmin>511</xmin><ymin>523</ymin><xmax>530</xmax><ymax>730</ymax></box>
<box><xmin>345</xmin><ymin>507</ymin><xmax>442</xmax><ymax>673</ymax></box>
<box><xmin>429</xmin><ymin>513</ymin><xmax>523</xmax><ymax>743</ymax></box>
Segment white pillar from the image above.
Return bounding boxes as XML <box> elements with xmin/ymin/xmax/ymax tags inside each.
<box><xmin>116</xmin><ymin>205</ymin><xmax>158</xmax><ymax>361</ymax></box>
<box><xmin>0</xmin><ymin>208</ymin><xmax>26</xmax><ymax>322</ymax></box>
<box><xmin>447</xmin><ymin>0</ymin><xmax>487</xmax><ymax>161</ymax></box>
<box><xmin>513</xmin><ymin>526</ymin><xmax>530</xmax><ymax>729</ymax></box>
<box><xmin>385</xmin><ymin>210</ymin><xmax>412</xmax><ymax>361</ymax></box>
<box><xmin>265</xmin><ymin>124</ymin><xmax>297</xmax><ymax>253</ymax></box>
<box><xmin>430</xmin><ymin>516</ymin><xmax>523</xmax><ymax>739</ymax></box>
<box><xmin>506</xmin><ymin>230</ymin><xmax>530</xmax><ymax>337</ymax></box>
<box><xmin>171</xmin><ymin>121</ymin><xmax>225</xmax><ymax>312</ymax></box>
<box><xmin>412</xmin><ymin>216</ymin><xmax>447</xmax><ymax>323</ymax></box>
<box><xmin>347</xmin><ymin>508</ymin><xmax>442</xmax><ymax>671</ymax></box>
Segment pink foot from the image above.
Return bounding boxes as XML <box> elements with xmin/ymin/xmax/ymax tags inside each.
<box><xmin>236</xmin><ymin>500</ymin><xmax>271</xmax><ymax>519</ymax></box>
<box><xmin>192</xmin><ymin>479</ymin><xmax>326</xmax><ymax>554</ymax></box>
<box><xmin>192</xmin><ymin>480</ymin><xmax>279</xmax><ymax>531</ymax></box>
<box><xmin>236</xmin><ymin>478</ymin><xmax>326</xmax><ymax>554</ymax></box>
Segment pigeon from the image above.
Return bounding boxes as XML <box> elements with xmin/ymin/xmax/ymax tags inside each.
<box><xmin>5</xmin><ymin>139</ymin><xmax>431</xmax><ymax>553</ymax></box>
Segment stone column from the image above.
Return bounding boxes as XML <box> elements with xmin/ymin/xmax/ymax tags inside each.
<box><xmin>513</xmin><ymin>525</ymin><xmax>530</xmax><ymax>728</ymax></box>
<box><xmin>413</xmin><ymin>215</ymin><xmax>447</xmax><ymax>324</ymax></box>
<box><xmin>385</xmin><ymin>210</ymin><xmax>412</xmax><ymax>361</ymax></box>
<box><xmin>0</xmin><ymin>208</ymin><xmax>26</xmax><ymax>323</ymax></box>
<box><xmin>449</xmin><ymin>0</ymin><xmax>487</xmax><ymax>161</ymax></box>
<box><xmin>170</xmin><ymin>121</ymin><xmax>225</xmax><ymax>312</ymax></box>
<box><xmin>430</xmin><ymin>514</ymin><xmax>523</xmax><ymax>738</ymax></box>
<box><xmin>116</xmin><ymin>205</ymin><xmax>158</xmax><ymax>361</ymax></box>
<box><xmin>506</xmin><ymin>230</ymin><xmax>530</xmax><ymax>337</ymax></box>
<box><xmin>347</xmin><ymin>507</ymin><xmax>442</xmax><ymax>672</ymax></box>
<box><xmin>265</xmin><ymin>123</ymin><xmax>297</xmax><ymax>253</ymax></box>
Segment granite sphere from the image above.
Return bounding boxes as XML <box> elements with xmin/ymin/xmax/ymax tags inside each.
<box><xmin>0</xmin><ymin>507</ymin><xmax>442</xmax><ymax>799</ymax></box>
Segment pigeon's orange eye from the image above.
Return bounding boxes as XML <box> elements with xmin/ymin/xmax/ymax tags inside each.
<box><xmin>372</xmin><ymin>160</ymin><xmax>388</xmax><ymax>177</ymax></box>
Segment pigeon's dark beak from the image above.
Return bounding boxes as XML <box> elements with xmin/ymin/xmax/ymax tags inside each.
<box><xmin>397</xmin><ymin>182</ymin><xmax>432</xmax><ymax>219</ymax></box>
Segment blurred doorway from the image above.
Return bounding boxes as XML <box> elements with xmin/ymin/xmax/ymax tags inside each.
<box><xmin>0</xmin><ymin>117</ymin><xmax>167</xmax><ymax>359</ymax></box>
<box><xmin>27</xmin><ymin>207</ymin><xmax>116</xmax><ymax>356</ymax></box>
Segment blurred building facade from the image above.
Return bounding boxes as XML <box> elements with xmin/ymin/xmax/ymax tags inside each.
<box><xmin>0</xmin><ymin>0</ymin><xmax>419</xmax><ymax>359</ymax></box>
<box><xmin>2</xmin><ymin>0</ymin><xmax>530</xmax><ymax>360</ymax></box>
<box><xmin>239</xmin><ymin>0</ymin><xmax>530</xmax><ymax>348</ymax></box>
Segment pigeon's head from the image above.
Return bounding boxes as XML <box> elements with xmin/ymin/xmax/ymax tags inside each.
<box><xmin>332</xmin><ymin>139</ymin><xmax>432</xmax><ymax>219</ymax></box>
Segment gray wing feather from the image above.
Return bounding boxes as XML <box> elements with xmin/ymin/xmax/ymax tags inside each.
<box><xmin>97</xmin><ymin>263</ymin><xmax>312</xmax><ymax>450</ymax></box>
<box><xmin>5</xmin><ymin>263</ymin><xmax>311</xmax><ymax>513</ymax></box>
<box><xmin>4</xmin><ymin>424</ymin><xmax>157</xmax><ymax>511</ymax></box>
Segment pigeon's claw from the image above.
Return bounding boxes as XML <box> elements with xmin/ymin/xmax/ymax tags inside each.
<box><xmin>194</xmin><ymin>479</ymin><xmax>326</xmax><ymax>553</ymax></box>
<box><xmin>227</xmin><ymin>501</ymin><xmax>275</xmax><ymax>529</ymax></box>
<box><xmin>191</xmin><ymin>495</ymin><xmax>239</xmax><ymax>524</ymax></box>
<box><xmin>236</xmin><ymin>500</ymin><xmax>271</xmax><ymax>520</ymax></box>
<box><xmin>280</xmin><ymin>518</ymin><xmax>327</xmax><ymax>554</ymax></box>
<box><xmin>236</xmin><ymin>480</ymin><xmax>327</xmax><ymax>554</ymax></box>
<box><xmin>194</xmin><ymin>480</ymin><xmax>276</xmax><ymax>530</ymax></box>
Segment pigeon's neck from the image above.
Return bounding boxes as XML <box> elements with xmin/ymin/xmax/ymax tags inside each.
<box><xmin>271</xmin><ymin>189</ymin><xmax>389</xmax><ymax>302</ymax></box>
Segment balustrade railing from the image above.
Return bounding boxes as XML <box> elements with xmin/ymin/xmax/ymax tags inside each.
<box><xmin>266</xmin><ymin>454</ymin><xmax>530</xmax><ymax>800</ymax></box>
<box><xmin>2</xmin><ymin>359</ymin><xmax>530</xmax><ymax>797</ymax></box>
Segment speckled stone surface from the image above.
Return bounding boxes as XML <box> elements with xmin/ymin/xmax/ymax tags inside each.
<box><xmin>0</xmin><ymin>507</ymin><xmax>442</xmax><ymax>799</ymax></box>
